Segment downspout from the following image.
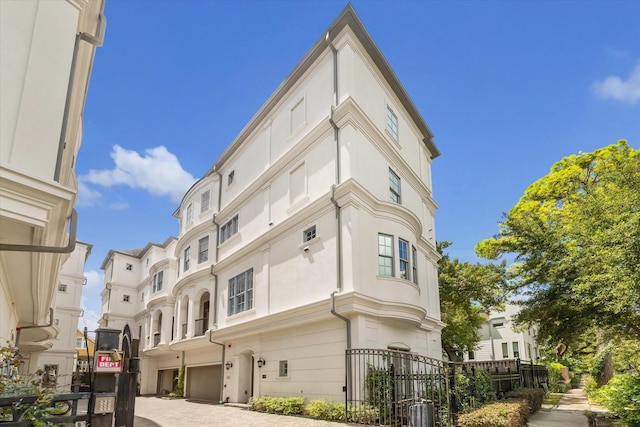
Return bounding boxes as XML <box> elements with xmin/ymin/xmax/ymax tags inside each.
<box><xmin>209</xmin><ymin>330</ymin><xmax>226</xmax><ymax>403</ymax></box>
<box><xmin>15</xmin><ymin>308</ymin><xmax>54</xmax><ymax>348</ymax></box>
<box><xmin>54</xmin><ymin>9</ymin><xmax>106</xmax><ymax>182</ymax></box>
<box><xmin>212</xmin><ymin>167</ymin><xmax>222</xmax><ymax>264</ymax></box>
<box><xmin>0</xmin><ymin>209</ymin><xmax>77</xmax><ymax>253</ymax></box>
<box><xmin>210</xmin><ymin>266</ymin><xmax>218</xmax><ymax>328</ymax></box>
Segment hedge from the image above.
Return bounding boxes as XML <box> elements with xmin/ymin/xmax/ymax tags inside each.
<box><xmin>457</xmin><ymin>399</ymin><xmax>528</xmax><ymax>427</ymax></box>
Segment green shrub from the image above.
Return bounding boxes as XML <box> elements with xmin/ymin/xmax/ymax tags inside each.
<box><xmin>306</xmin><ymin>399</ymin><xmax>346</xmax><ymax>421</ymax></box>
<box><xmin>505</xmin><ymin>388</ymin><xmax>545</xmax><ymax>414</ymax></box>
<box><xmin>547</xmin><ymin>362</ymin><xmax>570</xmax><ymax>392</ymax></box>
<box><xmin>595</xmin><ymin>373</ymin><xmax>640</xmax><ymax>426</ymax></box>
<box><xmin>248</xmin><ymin>396</ymin><xmax>305</xmax><ymax>415</ymax></box>
<box><xmin>453</xmin><ymin>368</ymin><xmax>497</xmax><ymax>411</ymax></box>
<box><xmin>457</xmin><ymin>399</ymin><xmax>528</xmax><ymax>427</ymax></box>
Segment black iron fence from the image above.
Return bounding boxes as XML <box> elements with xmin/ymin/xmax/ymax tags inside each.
<box><xmin>347</xmin><ymin>349</ymin><xmax>450</xmax><ymax>427</ymax></box>
<box><xmin>0</xmin><ymin>387</ymin><xmax>90</xmax><ymax>426</ymax></box>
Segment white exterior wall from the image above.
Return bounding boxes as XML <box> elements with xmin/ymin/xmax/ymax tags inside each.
<box><xmin>99</xmin><ymin>6</ymin><xmax>443</xmax><ymax>403</ymax></box>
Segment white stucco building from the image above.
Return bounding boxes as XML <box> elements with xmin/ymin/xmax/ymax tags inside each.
<box><xmin>0</xmin><ymin>0</ymin><xmax>105</xmax><ymax>366</ymax></box>
<box><xmin>36</xmin><ymin>242</ymin><xmax>92</xmax><ymax>390</ymax></box>
<box><xmin>464</xmin><ymin>304</ymin><xmax>540</xmax><ymax>362</ymax></box>
<box><xmin>99</xmin><ymin>5</ymin><xmax>443</xmax><ymax>403</ymax></box>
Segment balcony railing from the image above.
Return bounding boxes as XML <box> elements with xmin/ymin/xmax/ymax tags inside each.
<box><xmin>181</xmin><ymin>323</ymin><xmax>187</xmax><ymax>339</ymax></box>
<box><xmin>194</xmin><ymin>318</ymin><xmax>208</xmax><ymax>337</ymax></box>
<box><xmin>153</xmin><ymin>334</ymin><xmax>160</xmax><ymax>347</ymax></box>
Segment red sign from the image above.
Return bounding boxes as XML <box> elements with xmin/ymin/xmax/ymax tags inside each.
<box><xmin>94</xmin><ymin>352</ymin><xmax>123</xmax><ymax>373</ymax></box>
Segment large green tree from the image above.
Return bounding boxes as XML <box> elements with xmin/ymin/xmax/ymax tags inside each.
<box><xmin>476</xmin><ymin>140</ymin><xmax>640</xmax><ymax>351</ymax></box>
<box><xmin>438</xmin><ymin>242</ymin><xmax>508</xmax><ymax>361</ymax></box>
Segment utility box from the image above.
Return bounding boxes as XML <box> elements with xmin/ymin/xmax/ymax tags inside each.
<box><xmin>409</xmin><ymin>399</ymin><xmax>434</xmax><ymax>427</ymax></box>
<box><xmin>95</xmin><ymin>328</ymin><xmax>121</xmax><ymax>352</ymax></box>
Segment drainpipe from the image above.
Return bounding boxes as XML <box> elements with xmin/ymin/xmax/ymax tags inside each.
<box><xmin>54</xmin><ymin>9</ymin><xmax>106</xmax><ymax>182</ymax></box>
<box><xmin>15</xmin><ymin>308</ymin><xmax>54</xmax><ymax>348</ymax></box>
<box><xmin>330</xmin><ymin>292</ymin><xmax>350</xmax><ymax>349</ymax></box>
<box><xmin>212</xmin><ymin>167</ymin><xmax>222</xmax><ymax>264</ymax></box>
<box><xmin>210</xmin><ymin>266</ymin><xmax>218</xmax><ymax>328</ymax></box>
<box><xmin>0</xmin><ymin>209</ymin><xmax>77</xmax><ymax>253</ymax></box>
<box><xmin>209</xmin><ymin>331</ymin><xmax>226</xmax><ymax>403</ymax></box>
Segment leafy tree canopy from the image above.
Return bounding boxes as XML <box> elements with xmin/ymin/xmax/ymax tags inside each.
<box><xmin>476</xmin><ymin>140</ymin><xmax>640</xmax><ymax>350</ymax></box>
<box><xmin>438</xmin><ymin>241</ymin><xmax>508</xmax><ymax>361</ymax></box>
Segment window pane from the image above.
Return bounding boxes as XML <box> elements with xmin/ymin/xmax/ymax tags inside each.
<box><xmin>389</xmin><ymin>169</ymin><xmax>401</xmax><ymax>204</ymax></box>
<box><xmin>399</xmin><ymin>239</ymin><xmax>409</xmax><ymax>280</ymax></box>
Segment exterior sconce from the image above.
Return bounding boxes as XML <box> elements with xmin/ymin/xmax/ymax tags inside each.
<box><xmin>225</xmin><ymin>361</ymin><xmax>233</xmax><ymax>370</ymax></box>
<box><xmin>257</xmin><ymin>358</ymin><xmax>266</xmax><ymax>368</ymax></box>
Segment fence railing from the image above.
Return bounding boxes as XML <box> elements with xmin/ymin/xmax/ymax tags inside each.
<box><xmin>347</xmin><ymin>348</ymin><xmax>450</xmax><ymax>427</ymax></box>
<box><xmin>194</xmin><ymin>318</ymin><xmax>208</xmax><ymax>337</ymax></box>
<box><xmin>0</xmin><ymin>387</ymin><xmax>90</xmax><ymax>426</ymax></box>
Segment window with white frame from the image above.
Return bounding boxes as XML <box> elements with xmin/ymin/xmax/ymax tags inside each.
<box><xmin>279</xmin><ymin>360</ymin><xmax>288</xmax><ymax>377</ymax></box>
<box><xmin>512</xmin><ymin>342</ymin><xmax>520</xmax><ymax>358</ymax></box>
<box><xmin>378</xmin><ymin>234</ymin><xmax>394</xmax><ymax>277</ymax></box>
<box><xmin>58</xmin><ymin>283</ymin><xmax>67</xmax><ymax>292</ymax></box>
<box><xmin>220</xmin><ymin>215</ymin><xmax>238</xmax><ymax>244</ymax></box>
<box><xmin>228</xmin><ymin>170</ymin><xmax>235</xmax><ymax>186</ymax></box>
<box><xmin>184</xmin><ymin>247</ymin><xmax>190</xmax><ymax>271</ymax></box>
<box><xmin>398</xmin><ymin>239</ymin><xmax>409</xmax><ymax>280</ymax></box>
<box><xmin>152</xmin><ymin>271</ymin><xmax>163</xmax><ymax>293</ymax></box>
<box><xmin>412</xmin><ymin>246</ymin><xmax>418</xmax><ymax>285</ymax></box>
<box><xmin>501</xmin><ymin>342</ymin><xmax>509</xmax><ymax>358</ymax></box>
<box><xmin>186</xmin><ymin>203</ymin><xmax>193</xmax><ymax>224</ymax></box>
<box><xmin>201</xmin><ymin>190</ymin><xmax>210</xmax><ymax>213</ymax></box>
<box><xmin>123</xmin><ymin>295</ymin><xmax>130</xmax><ymax>302</ymax></box>
<box><xmin>290</xmin><ymin>97</ymin><xmax>304</xmax><ymax>133</ymax></box>
<box><xmin>389</xmin><ymin>168</ymin><xmax>401</xmax><ymax>204</ymax></box>
<box><xmin>228</xmin><ymin>268</ymin><xmax>253</xmax><ymax>316</ymax></box>
<box><xmin>386</xmin><ymin>105</ymin><xmax>398</xmax><ymax>140</ymax></box>
<box><xmin>303</xmin><ymin>225</ymin><xmax>316</xmax><ymax>242</ymax></box>
<box><xmin>468</xmin><ymin>350</ymin><xmax>475</xmax><ymax>360</ymax></box>
<box><xmin>198</xmin><ymin>236</ymin><xmax>209</xmax><ymax>263</ymax></box>
<box><xmin>76</xmin><ymin>337</ymin><xmax>86</xmax><ymax>349</ymax></box>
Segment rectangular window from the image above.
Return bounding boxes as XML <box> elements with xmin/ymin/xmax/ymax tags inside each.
<box><xmin>123</xmin><ymin>295</ymin><xmax>130</xmax><ymax>302</ymax></box>
<box><xmin>279</xmin><ymin>360</ymin><xmax>288</xmax><ymax>377</ymax></box>
<box><xmin>228</xmin><ymin>268</ymin><xmax>254</xmax><ymax>316</ymax></box>
<box><xmin>184</xmin><ymin>247</ymin><xmax>191</xmax><ymax>271</ymax></box>
<box><xmin>291</xmin><ymin>97</ymin><xmax>304</xmax><ymax>133</ymax></box>
<box><xmin>153</xmin><ymin>271</ymin><xmax>164</xmax><ymax>299</ymax></box>
<box><xmin>378</xmin><ymin>234</ymin><xmax>394</xmax><ymax>277</ymax></box>
<box><xmin>399</xmin><ymin>239</ymin><xmax>409</xmax><ymax>280</ymax></box>
<box><xmin>502</xmin><ymin>342</ymin><xmax>509</xmax><ymax>359</ymax></box>
<box><xmin>512</xmin><ymin>342</ymin><xmax>520</xmax><ymax>358</ymax></box>
<box><xmin>493</xmin><ymin>322</ymin><xmax>504</xmax><ymax>328</ymax></box>
<box><xmin>228</xmin><ymin>170</ymin><xmax>235</xmax><ymax>186</ymax></box>
<box><xmin>468</xmin><ymin>351</ymin><xmax>475</xmax><ymax>360</ymax></box>
<box><xmin>303</xmin><ymin>225</ymin><xmax>316</xmax><ymax>242</ymax></box>
<box><xmin>412</xmin><ymin>246</ymin><xmax>418</xmax><ymax>285</ymax></box>
<box><xmin>198</xmin><ymin>236</ymin><xmax>209</xmax><ymax>263</ymax></box>
<box><xmin>389</xmin><ymin>169</ymin><xmax>401</xmax><ymax>204</ymax></box>
<box><xmin>58</xmin><ymin>283</ymin><xmax>67</xmax><ymax>292</ymax></box>
<box><xmin>201</xmin><ymin>190</ymin><xmax>210</xmax><ymax>213</ymax></box>
<box><xmin>186</xmin><ymin>203</ymin><xmax>193</xmax><ymax>224</ymax></box>
<box><xmin>220</xmin><ymin>215</ymin><xmax>238</xmax><ymax>244</ymax></box>
<box><xmin>76</xmin><ymin>337</ymin><xmax>86</xmax><ymax>348</ymax></box>
<box><xmin>386</xmin><ymin>105</ymin><xmax>398</xmax><ymax>140</ymax></box>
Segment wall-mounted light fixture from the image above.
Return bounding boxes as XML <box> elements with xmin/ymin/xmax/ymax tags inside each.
<box><xmin>225</xmin><ymin>361</ymin><xmax>233</xmax><ymax>370</ymax></box>
<box><xmin>257</xmin><ymin>358</ymin><xmax>266</xmax><ymax>368</ymax></box>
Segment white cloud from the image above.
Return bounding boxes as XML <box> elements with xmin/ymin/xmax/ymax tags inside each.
<box><xmin>81</xmin><ymin>145</ymin><xmax>196</xmax><ymax>202</ymax></box>
<box><xmin>76</xmin><ymin>181</ymin><xmax>103</xmax><ymax>207</ymax></box>
<box><xmin>84</xmin><ymin>269</ymin><xmax>104</xmax><ymax>289</ymax></box>
<box><xmin>592</xmin><ymin>64</ymin><xmax>640</xmax><ymax>104</ymax></box>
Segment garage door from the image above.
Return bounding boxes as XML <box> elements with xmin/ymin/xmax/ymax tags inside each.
<box><xmin>186</xmin><ymin>365</ymin><xmax>221</xmax><ymax>402</ymax></box>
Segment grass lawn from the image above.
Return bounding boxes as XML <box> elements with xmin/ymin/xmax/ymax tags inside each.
<box><xmin>543</xmin><ymin>392</ymin><xmax>564</xmax><ymax>406</ymax></box>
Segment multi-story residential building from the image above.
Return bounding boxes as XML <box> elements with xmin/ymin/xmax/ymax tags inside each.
<box><xmin>0</xmin><ymin>0</ymin><xmax>105</xmax><ymax>368</ymax></box>
<box><xmin>37</xmin><ymin>242</ymin><xmax>92</xmax><ymax>390</ymax></box>
<box><xmin>75</xmin><ymin>329</ymin><xmax>96</xmax><ymax>373</ymax></box>
<box><xmin>99</xmin><ymin>5</ymin><xmax>443</xmax><ymax>403</ymax></box>
<box><xmin>464</xmin><ymin>304</ymin><xmax>540</xmax><ymax>362</ymax></box>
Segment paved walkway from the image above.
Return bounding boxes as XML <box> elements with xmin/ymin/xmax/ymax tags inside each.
<box><xmin>134</xmin><ymin>397</ymin><xmax>352</xmax><ymax>427</ymax></box>
<box><xmin>528</xmin><ymin>387</ymin><xmax>604</xmax><ymax>427</ymax></box>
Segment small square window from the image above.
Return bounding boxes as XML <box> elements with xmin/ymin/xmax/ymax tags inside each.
<box><xmin>228</xmin><ymin>170</ymin><xmax>235</xmax><ymax>186</ymax></box>
<box><xmin>58</xmin><ymin>283</ymin><xmax>68</xmax><ymax>292</ymax></box>
<box><xmin>279</xmin><ymin>360</ymin><xmax>288</xmax><ymax>377</ymax></box>
<box><xmin>303</xmin><ymin>226</ymin><xmax>316</xmax><ymax>242</ymax></box>
<box><xmin>126</xmin><ymin>263</ymin><xmax>133</xmax><ymax>271</ymax></box>
<box><xmin>123</xmin><ymin>295</ymin><xmax>130</xmax><ymax>302</ymax></box>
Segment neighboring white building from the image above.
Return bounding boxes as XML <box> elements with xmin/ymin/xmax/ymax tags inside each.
<box><xmin>464</xmin><ymin>304</ymin><xmax>540</xmax><ymax>362</ymax></box>
<box><xmin>0</xmin><ymin>0</ymin><xmax>105</xmax><ymax>367</ymax></box>
<box><xmin>99</xmin><ymin>5</ymin><xmax>443</xmax><ymax>403</ymax></box>
<box><xmin>37</xmin><ymin>242</ymin><xmax>92</xmax><ymax>390</ymax></box>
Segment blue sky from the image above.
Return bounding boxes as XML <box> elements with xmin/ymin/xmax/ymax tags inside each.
<box><xmin>76</xmin><ymin>0</ymin><xmax>640</xmax><ymax>331</ymax></box>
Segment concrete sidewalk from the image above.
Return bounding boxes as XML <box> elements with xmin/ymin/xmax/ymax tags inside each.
<box><xmin>528</xmin><ymin>387</ymin><xmax>602</xmax><ymax>427</ymax></box>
